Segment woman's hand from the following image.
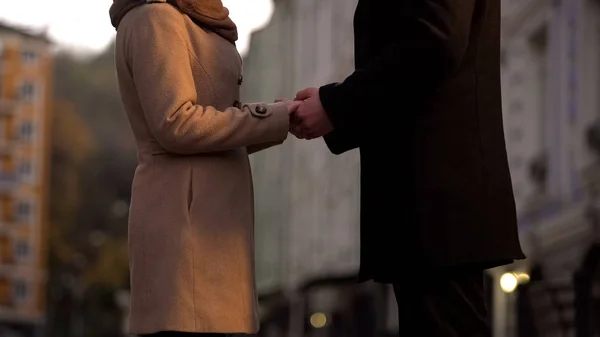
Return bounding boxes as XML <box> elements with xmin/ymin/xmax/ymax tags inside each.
<box><xmin>275</xmin><ymin>98</ymin><xmax>302</xmax><ymax>115</ymax></box>
<box><xmin>276</xmin><ymin>98</ymin><xmax>309</xmax><ymax>139</ymax></box>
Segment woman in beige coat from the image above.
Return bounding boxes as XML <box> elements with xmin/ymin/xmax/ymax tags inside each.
<box><xmin>109</xmin><ymin>0</ymin><xmax>298</xmax><ymax>336</ymax></box>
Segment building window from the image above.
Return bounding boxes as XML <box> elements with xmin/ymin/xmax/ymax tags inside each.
<box><xmin>18</xmin><ymin>122</ymin><xmax>34</xmax><ymax>142</ymax></box>
<box><xmin>19</xmin><ymin>82</ymin><xmax>36</xmax><ymax>102</ymax></box>
<box><xmin>12</xmin><ymin>280</ymin><xmax>29</xmax><ymax>302</ymax></box>
<box><xmin>15</xmin><ymin>201</ymin><xmax>33</xmax><ymax>222</ymax></box>
<box><xmin>18</xmin><ymin>161</ymin><xmax>33</xmax><ymax>181</ymax></box>
<box><xmin>21</xmin><ymin>50</ymin><xmax>37</xmax><ymax>65</ymax></box>
<box><xmin>14</xmin><ymin>240</ymin><xmax>30</xmax><ymax>261</ymax></box>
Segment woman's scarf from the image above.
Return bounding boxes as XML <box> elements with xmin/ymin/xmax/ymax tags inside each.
<box><xmin>109</xmin><ymin>0</ymin><xmax>238</xmax><ymax>44</ymax></box>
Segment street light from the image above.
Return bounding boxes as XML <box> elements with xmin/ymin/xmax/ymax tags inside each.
<box><xmin>500</xmin><ymin>273</ymin><xmax>518</xmax><ymax>293</ymax></box>
<box><xmin>516</xmin><ymin>272</ymin><xmax>531</xmax><ymax>284</ymax></box>
<box><xmin>499</xmin><ymin>272</ymin><xmax>530</xmax><ymax>293</ymax></box>
<box><xmin>310</xmin><ymin>312</ymin><xmax>327</xmax><ymax>328</ymax></box>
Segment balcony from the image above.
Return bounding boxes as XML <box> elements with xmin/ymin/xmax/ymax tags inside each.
<box><xmin>0</xmin><ymin>99</ymin><xmax>16</xmax><ymax>116</ymax></box>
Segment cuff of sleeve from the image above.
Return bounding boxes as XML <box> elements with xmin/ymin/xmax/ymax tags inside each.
<box><xmin>319</xmin><ymin>83</ymin><xmax>346</xmax><ymax>131</ymax></box>
<box><xmin>250</xmin><ymin>102</ymin><xmax>290</xmax><ymax>145</ymax></box>
<box><xmin>243</xmin><ymin>102</ymin><xmax>275</xmax><ymax>118</ymax></box>
<box><xmin>323</xmin><ymin>131</ymin><xmax>346</xmax><ymax>155</ymax></box>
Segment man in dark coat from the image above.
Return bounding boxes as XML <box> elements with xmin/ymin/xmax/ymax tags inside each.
<box><xmin>291</xmin><ymin>0</ymin><xmax>526</xmax><ymax>335</ymax></box>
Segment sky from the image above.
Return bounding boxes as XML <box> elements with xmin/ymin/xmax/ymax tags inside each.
<box><xmin>0</xmin><ymin>0</ymin><xmax>274</xmax><ymax>56</ymax></box>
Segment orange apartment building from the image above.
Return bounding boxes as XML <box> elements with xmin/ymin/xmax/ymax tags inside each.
<box><xmin>0</xmin><ymin>23</ymin><xmax>52</xmax><ymax>337</ymax></box>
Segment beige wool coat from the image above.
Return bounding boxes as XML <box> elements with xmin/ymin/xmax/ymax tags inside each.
<box><xmin>113</xmin><ymin>2</ymin><xmax>290</xmax><ymax>335</ymax></box>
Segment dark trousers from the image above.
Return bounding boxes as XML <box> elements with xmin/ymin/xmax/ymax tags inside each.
<box><xmin>393</xmin><ymin>268</ymin><xmax>491</xmax><ymax>337</ymax></box>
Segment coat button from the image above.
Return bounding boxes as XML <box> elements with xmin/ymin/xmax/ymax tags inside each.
<box><xmin>255</xmin><ymin>104</ymin><xmax>267</xmax><ymax>115</ymax></box>
<box><xmin>238</xmin><ymin>75</ymin><xmax>243</xmax><ymax>85</ymax></box>
<box><xmin>233</xmin><ymin>100</ymin><xmax>242</xmax><ymax>109</ymax></box>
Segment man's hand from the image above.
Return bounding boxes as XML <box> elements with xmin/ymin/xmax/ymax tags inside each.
<box><xmin>290</xmin><ymin>88</ymin><xmax>334</xmax><ymax>140</ymax></box>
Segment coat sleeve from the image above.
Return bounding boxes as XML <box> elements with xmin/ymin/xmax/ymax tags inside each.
<box><xmin>320</xmin><ymin>0</ymin><xmax>477</xmax><ymax>152</ymax></box>
<box><xmin>322</xmin><ymin>129</ymin><xmax>360</xmax><ymax>155</ymax></box>
<box><xmin>128</xmin><ymin>5</ymin><xmax>289</xmax><ymax>155</ymax></box>
<box><xmin>246</xmin><ymin>141</ymin><xmax>281</xmax><ymax>154</ymax></box>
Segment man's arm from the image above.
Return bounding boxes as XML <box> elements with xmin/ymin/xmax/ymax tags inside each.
<box><xmin>320</xmin><ymin>0</ymin><xmax>477</xmax><ymax>138</ymax></box>
<box><xmin>323</xmin><ymin>129</ymin><xmax>360</xmax><ymax>155</ymax></box>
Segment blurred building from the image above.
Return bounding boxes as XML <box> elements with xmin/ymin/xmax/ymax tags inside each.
<box><xmin>0</xmin><ymin>23</ymin><xmax>52</xmax><ymax>337</ymax></box>
<box><xmin>495</xmin><ymin>0</ymin><xmax>600</xmax><ymax>336</ymax></box>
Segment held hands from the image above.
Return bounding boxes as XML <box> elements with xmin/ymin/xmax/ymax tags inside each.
<box><xmin>276</xmin><ymin>87</ymin><xmax>334</xmax><ymax>140</ymax></box>
<box><xmin>276</xmin><ymin>99</ymin><xmax>302</xmax><ymax>116</ymax></box>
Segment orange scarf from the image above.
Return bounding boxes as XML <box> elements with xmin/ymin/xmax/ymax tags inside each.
<box><xmin>109</xmin><ymin>0</ymin><xmax>238</xmax><ymax>44</ymax></box>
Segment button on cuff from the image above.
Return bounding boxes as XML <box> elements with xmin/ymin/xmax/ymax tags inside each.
<box><xmin>255</xmin><ymin>104</ymin><xmax>267</xmax><ymax>115</ymax></box>
<box><xmin>244</xmin><ymin>103</ymin><xmax>274</xmax><ymax>118</ymax></box>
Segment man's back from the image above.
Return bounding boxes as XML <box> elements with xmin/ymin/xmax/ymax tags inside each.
<box><xmin>323</xmin><ymin>0</ymin><xmax>525</xmax><ymax>281</ymax></box>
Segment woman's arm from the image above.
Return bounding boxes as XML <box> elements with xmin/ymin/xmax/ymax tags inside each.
<box><xmin>128</xmin><ymin>4</ymin><xmax>289</xmax><ymax>155</ymax></box>
<box><xmin>246</xmin><ymin>141</ymin><xmax>281</xmax><ymax>155</ymax></box>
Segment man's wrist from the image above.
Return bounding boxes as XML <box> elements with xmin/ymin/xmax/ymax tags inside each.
<box><xmin>319</xmin><ymin>83</ymin><xmax>344</xmax><ymax>130</ymax></box>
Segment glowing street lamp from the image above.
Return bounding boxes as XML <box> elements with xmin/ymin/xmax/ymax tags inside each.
<box><xmin>310</xmin><ymin>312</ymin><xmax>327</xmax><ymax>328</ymax></box>
<box><xmin>500</xmin><ymin>273</ymin><xmax>518</xmax><ymax>293</ymax></box>
<box><xmin>516</xmin><ymin>272</ymin><xmax>530</xmax><ymax>284</ymax></box>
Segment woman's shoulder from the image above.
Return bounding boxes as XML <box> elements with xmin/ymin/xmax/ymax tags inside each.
<box><xmin>120</xmin><ymin>2</ymin><xmax>185</xmax><ymax>32</ymax></box>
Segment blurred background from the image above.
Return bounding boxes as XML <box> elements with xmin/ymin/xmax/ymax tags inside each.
<box><xmin>0</xmin><ymin>0</ymin><xmax>598</xmax><ymax>336</ymax></box>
